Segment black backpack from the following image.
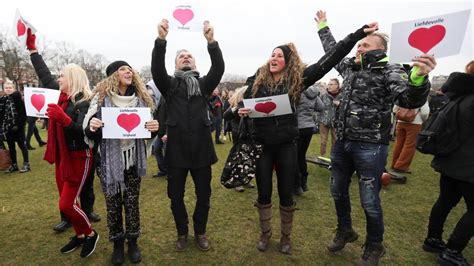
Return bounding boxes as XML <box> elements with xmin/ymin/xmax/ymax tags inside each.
<box><xmin>416</xmin><ymin>97</ymin><xmax>464</xmax><ymax>156</ymax></box>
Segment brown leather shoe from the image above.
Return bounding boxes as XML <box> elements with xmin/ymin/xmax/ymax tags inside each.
<box><xmin>195</xmin><ymin>234</ymin><xmax>210</xmax><ymax>251</ymax></box>
<box><xmin>175</xmin><ymin>234</ymin><xmax>188</xmax><ymax>252</ymax></box>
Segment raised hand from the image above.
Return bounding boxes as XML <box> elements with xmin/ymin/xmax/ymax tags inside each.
<box><xmin>412</xmin><ymin>54</ymin><xmax>437</xmax><ymax>76</ymax></box>
<box><xmin>203</xmin><ymin>21</ymin><xmax>215</xmax><ymax>44</ymax></box>
<box><xmin>314</xmin><ymin>10</ymin><xmax>327</xmax><ymax>25</ymax></box>
<box><xmin>364</xmin><ymin>22</ymin><xmax>379</xmax><ymax>34</ymax></box>
<box><xmin>26</xmin><ymin>28</ymin><xmax>37</xmax><ymax>52</ymax></box>
<box><xmin>158</xmin><ymin>19</ymin><xmax>169</xmax><ymax>40</ymax></box>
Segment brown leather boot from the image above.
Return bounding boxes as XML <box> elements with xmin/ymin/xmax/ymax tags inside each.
<box><xmin>255</xmin><ymin>202</ymin><xmax>272</xmax><ymax>252</ymax></box>
<box><xmin>279</xmin><ymin>204</ymin><xmax>296</xmax><ymax>255</ymax></box>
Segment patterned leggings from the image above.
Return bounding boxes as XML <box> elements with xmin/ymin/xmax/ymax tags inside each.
<box><xmin>100</xmin><ymin>166</ymin><xmax>141</xmax><ymax>241</ymax></box>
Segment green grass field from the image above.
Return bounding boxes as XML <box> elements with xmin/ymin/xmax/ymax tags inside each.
<box><xmin>0</xmin><ymin>131</ymin><xmax>472</xmax><ymax>265</ymax></box>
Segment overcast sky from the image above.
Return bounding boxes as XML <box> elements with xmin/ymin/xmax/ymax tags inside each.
<box><xmin>1</xmin><ymin>0</ymin><xmax>472</xmax><ymax>82</ymax></box>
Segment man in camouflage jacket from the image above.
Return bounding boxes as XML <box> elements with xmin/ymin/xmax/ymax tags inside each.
<box><xmin>315</xmin><ymin>11</ymin><xmax>436</xmax><ymax>265</ymax></box>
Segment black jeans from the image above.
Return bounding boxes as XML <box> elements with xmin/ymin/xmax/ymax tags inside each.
<box><xmin>294</xmin><ymin>128</ymin><xmax>314</xmax><ymax>189</ymax></box>
<box><xmin>6</xmin><ymin>126</ymin><xmax>28</xmax><ymax>165</ymax></box>
<box><xmin>256</xmin><ymin>142</ymin><xmax>296</xmax><ymax>207</ymax></box>
<box><xmin>26</xmin><ymin>117</ymin><xmax>44</xmax><ymax>146</ymax></box>
<box><xmin>153</xmin><ymin>137</ymin><xmax>168</xmax><ymax>173</ymax></box>
<box><xmin>427</xmin><ymin>174</ymin><xmax>474</xmax><ymax>251</ymax></box>
<box><xmin>80</xmin><ymin>151</ymin><xmax>98</xmax><ymax>215</ymax></box>
<box><xmin>167</xmin><ymin>166</ymin><xmax>212</xmax><ymax>236</ymax></box>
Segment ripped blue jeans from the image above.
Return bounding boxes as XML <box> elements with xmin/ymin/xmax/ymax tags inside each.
<box><xmin>330</xmin><ymin>140</ymin><xmax>388</xmax><ymax>243</ymax></box>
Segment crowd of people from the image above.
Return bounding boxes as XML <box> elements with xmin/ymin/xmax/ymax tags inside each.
<box><xmin>0</xmin><ymin>10</ymin><xmax>473</xmax><ymax>266</ymax></box>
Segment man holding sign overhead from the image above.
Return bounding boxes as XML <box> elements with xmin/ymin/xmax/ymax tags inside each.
<box><xmin>151</xmin><ymin>19</ymin><xmax>224</xmax><ymax>252</ymax></box>
<box><xmin>316</xmin><ymin>10</ymin><xmax>436</xmax><ymax>265</ymax></box>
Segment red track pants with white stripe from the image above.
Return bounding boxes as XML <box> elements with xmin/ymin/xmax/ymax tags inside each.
<box><xmin>56</xmin><ymin>149</ymin><xmax>93</xmax><ymax>236</ymax></box>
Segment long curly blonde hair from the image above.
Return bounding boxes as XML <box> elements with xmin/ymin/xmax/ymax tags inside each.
<box><xmin>252</xmin><ymin>43</ymin><xmax>306</xmax><ymax>104</ymax></box>
<box><xmin>94</xmin><ymin>69</ymin><xmax>155</xmax><ymax>110</ymax></box>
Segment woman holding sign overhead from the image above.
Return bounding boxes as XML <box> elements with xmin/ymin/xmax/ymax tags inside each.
<box><xmin>238</xmin><ymin>19</ymin><xmax>378</xmax><ymax>254</ymax></box>
<box><xmin>25</xmin><ymin>32</ymin><xmax>99</xmax><ymax>257</ymax></box>
<box><xmin>84</xmin><ymin>61</ymin><xmax>158</xmax><ymax>264</ymax></box>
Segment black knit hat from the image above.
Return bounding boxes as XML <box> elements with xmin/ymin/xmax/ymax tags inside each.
<box><xmin>106</xmin><ymin>60</ymin><xmax>132</xmax><ymax>77</ymax></box>
<box><xmin>274</xmin><ymin>45</ymin><xmax>292</xmax><ymax>64</ymax></box>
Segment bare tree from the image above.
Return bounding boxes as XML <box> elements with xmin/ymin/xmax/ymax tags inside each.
<box><xmin>0</xmin><ymin>28</ymin><xmax>33</xmax><ymax>90</ymax></box>
<box><xmin>139</xmin><ymin>66</ymin><xmax>152</xmax><ymax>83</ymax></box>
<box><xmin>222</xmin><ymin>73</ymin><xmax>247</xmax><ymax>83</ymax></box>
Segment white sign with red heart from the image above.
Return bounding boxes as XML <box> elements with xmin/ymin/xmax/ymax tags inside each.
<box><xmin>23</xmin><ymin>87</ymin><xmax>61</xmax><ymax>118</ymax></box>
<box><xmin>389</xmin><ymin>9</ymin><xmax>471</xmax><ymax>63</ymax></box>
<box><xmin>243</xmin><ymin>94</ymin><xmax>292</xmax><ymax>118</ymax></box>
<box><xmin>12</xmin><ymin>9</ymin><xmax>37</xmax><ymax>49</ymax></box>
<box><xmin>169</xmin><ymin>2</ymin><xmax>203</xmax><ymax>32</ymax></box>
<box><xmin>101</xmin><ymin>107</ymin><xmax>152</xmax><ymax>139</ymax></box>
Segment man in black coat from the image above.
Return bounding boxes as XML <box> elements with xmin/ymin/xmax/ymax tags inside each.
<box><xmin>151</xmin><ymin>19</ymin><xmax>225</xmax><ymax>252</ymax></box>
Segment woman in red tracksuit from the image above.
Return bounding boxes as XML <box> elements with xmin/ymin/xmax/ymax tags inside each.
<box><xmin>27</xmin><ymin>30</ymin><xmax>99</xmax><ymax>258</ymax></box>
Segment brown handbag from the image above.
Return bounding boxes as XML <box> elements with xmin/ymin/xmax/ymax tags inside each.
<box><xmin>0</xmin><ymin>148</ymin><xmax>12</xmax><ymax>170</ymax></box>
<box><xmin>396</xmin><ymin>107</ymin><xmax>419</xmax><ymax>122</ymax></box>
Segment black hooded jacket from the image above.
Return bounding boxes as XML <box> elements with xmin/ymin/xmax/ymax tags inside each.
<box><xmin>431</xmin><ymin>72</ymin><xmax>474</xmax><ymax>182</ymax></box>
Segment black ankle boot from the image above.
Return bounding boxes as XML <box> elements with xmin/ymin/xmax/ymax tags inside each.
<box><xmin>111</xmin><ymin>239</ymin><xmax>125</xmax><ymax>265</ymax></box>
<box><xmin>438</xmin><ymin>248</ymin><xmax>469</xmax><ymax>266</ymax></box>
<box><xmin>128</xmin><ymin>238</ymin><xmax>142</xmax><ymax>263</ymax></box>
<box><xmin>422</xmin><ymin>237</ymin><xmax>446</xmax><ymax>253</ymax></box>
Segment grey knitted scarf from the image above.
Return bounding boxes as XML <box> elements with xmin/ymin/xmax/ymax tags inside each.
<box><xmin>83</xmin><ymin>94</ymin><xmax>148</xmax><ymax>196</ymax></box>
<box><xmin>174</xmin><ymin>70</ymin><xmax>201</xmax><ymax>99</ymax></box>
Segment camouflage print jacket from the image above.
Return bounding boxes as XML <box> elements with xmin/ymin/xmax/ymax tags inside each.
<box><xmin>318</xmin><ymin>26</ymin><xmax>430</xmax><ymax>144</ymax></box>
<box><xmin>319</xmin><ymin>92</ymin><xmax>340</xmax><ymax>127</ymax></box>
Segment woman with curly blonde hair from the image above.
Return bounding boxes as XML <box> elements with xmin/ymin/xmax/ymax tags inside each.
<box><xmin>238</xmin><ymin>19</ymin><xmax>378</xmax><ymax>254</ymax></box>
<box><xmin>84</xmin><ymin>61</ymin><xmax>159</xmax><ymax>264</ymax></box>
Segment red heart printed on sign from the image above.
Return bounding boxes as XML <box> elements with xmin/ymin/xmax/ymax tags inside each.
<box><xmin>255</xmin><ymin>102</ymin><xmax>277</xmax><ymax>114</ymax></box>
<box><xmin>173</xmin><ymin>8</ymin><xmax>194</xmax><ymax>26</ymax></box>
<box><xmin>117</xmin><ymin>113</ymin><xmax>141</xmax><ymax>133</ymax></box>
<box><xmin>17</xmin><ymin>19</ymin><xmax>26</xmax><ymax>37</ymax></box>
<box><xmin>31</xmin><ymin>94</ymin><xmax>45</xmax><ymax>112</ymax></box>
<box><xmin>408</xmin><ymin>25</ymin><xmax>446</xmax><ymax>53</ymax></box>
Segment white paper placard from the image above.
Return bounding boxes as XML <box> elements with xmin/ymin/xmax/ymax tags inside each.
<box><xmin>12</xmin><ymin>9</ymin><xmax>37</xmax><ymax>49</ymax></box>
<box><xmin>168</xmin><ymin>2</ymin><xmax>203</xmax><ymax>32</ymax></box>
<box><xmin>101</xmin><ymin>107</ymin><xmax>152</xmax><ymax>139</ymax></box>
<box><xmin>23</xmin><ymin>87</ymin><xmax>60</xmax><ymax>118</ymax></box>
<box><xmin>389</xmin><ymin>9</ymin><xmax>471</xmax><ymax>63</ymax></box>
<box><xmin>243</xmin><ymin>94</ymin><xmax>292</xmax><ymax>118</ymax></box>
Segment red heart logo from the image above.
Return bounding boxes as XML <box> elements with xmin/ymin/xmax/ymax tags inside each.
<box><xmin>117</xmin><ymin>113</ymin><xmax>141</xmax><ymax>133</ymax></box>
<box><xmin>31</xmin><ymin>94</ymin><xmax>45</xmax><ymax>112</ymax></box>
<box><xmin>255</xmin><ymin>102</ymin><xmax>277</xmax><ymax>114</ymax></box>
<box><xmin>408</xmin><ymin>25</ymin><xmax>446</xmax><ymax>53</ymax></box>
<box><xmin>17</xmin><ymin>19</ymin><xmax>26</xmax><ymax>37</ymax></box>
<box><xmin>173</xmin><ymin>8</ymin><xmax>194</xmax><ymax>26</ymax></box>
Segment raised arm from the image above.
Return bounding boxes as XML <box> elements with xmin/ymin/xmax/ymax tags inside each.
<box><xmin>315</xmin><ymin>11</ymin><xmax>353</xmax><ymax>75</ymax></box>
<box><xmin>303</xmin><ymin>22</ymin><xmax>378</xmax><ymax>88</ymax></box>
<box><xmin>27</xmin><ymin>29</ymin><xmax>59</xmax><ymax>90</ymax></box>
<box><xmin>151</xmin><ymin>19</ymin><xmax>173</xmax><ymax>98</ymax></box>
<box><xmin>199</xmin><ymin>21</ymin><xmax>225</xmax><ymax>97</ymax></box>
